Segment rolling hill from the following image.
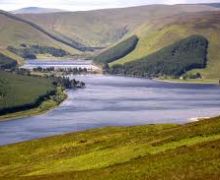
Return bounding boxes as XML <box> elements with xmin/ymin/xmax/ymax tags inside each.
<box><xmin>109</xmin><ymin>35</ymin><xmax>208</xmax><ymax>77</ymax></box>
<box><xmin>19</xmin><ymin>4</ymin><xmax>218</xmax><ymax>47</ymax></box>
<box><xmin>16</xmin><ymin>4</ymin><xmax>220</xmax><ymax>79</ymax></box>
<box><xmin>109</xmin><ymin>11</ymin><xmax>220</xmax><ymax>79</ymax></box>
<box><xmin>1</xmin><ymin>4</ymin><xmax>220</xmax><ymax>78</ymax></box>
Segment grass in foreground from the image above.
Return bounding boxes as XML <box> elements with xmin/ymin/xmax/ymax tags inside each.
<box><xmin>0</xmin><ymin>116</ymin><xmax>220</xmax><ymax>179</ymax></box>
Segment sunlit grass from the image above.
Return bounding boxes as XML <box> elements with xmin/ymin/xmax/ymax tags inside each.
<box><xmin>1</xmin><ymin>117</ymin><xmax>220</xmax><ymax>179</ymax></box>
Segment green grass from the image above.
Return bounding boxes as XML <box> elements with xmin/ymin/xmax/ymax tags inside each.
<box><xmin>110</xmin><ymin>35</ymin><xmax>208</xmax><ymax>77</ymax></box>
<box><xmin>94</xmin><ymin>35</ymin><xmax>138</xmax><ymax>64</ymax></box>
<box><xmin>0</xmin><ymin>71</ymin><xmax>56</xmax><ymax>114</ymax></box>
<box><xmin>1</xmin><ymin>116</ymin><xmax>220</xmax><ymax>179</ymax></box>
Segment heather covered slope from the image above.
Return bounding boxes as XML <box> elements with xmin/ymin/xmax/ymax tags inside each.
<box><xmin>0</xmin><ymin>116</ymin><xmax>220</xmax><ymax>179</ymax></box>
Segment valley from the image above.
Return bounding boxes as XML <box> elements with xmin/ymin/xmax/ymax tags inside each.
<box><xmin>1</xmin><ymin>2</ymin><xmax>220</xmax><ymax>179</ymax></box>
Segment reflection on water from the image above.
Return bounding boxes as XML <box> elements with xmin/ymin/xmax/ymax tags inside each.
<box><xmin>0</xmin><ymin>75</ymin><xmax>220</xmax><ymax>145</ymax></box>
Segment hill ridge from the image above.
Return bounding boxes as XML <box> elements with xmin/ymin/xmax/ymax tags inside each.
<box><xmin>0</xmin><ymin>10</ymin><xmax>94</xmax><ymax>52</ymax></box>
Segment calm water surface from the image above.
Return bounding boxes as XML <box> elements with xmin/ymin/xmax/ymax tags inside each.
<box><xmin>1</xmin><ymin>75</ymin><xmax>220</xmax><ymax>145</ymax></box>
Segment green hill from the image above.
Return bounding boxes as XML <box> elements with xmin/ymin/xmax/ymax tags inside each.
<box><xmin>0</xmin><ymin>71</ymin><xmax>55</xmax><ymax>115</ymax></box>
<box><xmin>19</xmin><ymin>4</ymin><xmax>217</xmax><ymax>47</ymax></box>
<box><xmin>0</xmin><ymin>10</ymin><xmax>80</xmax><ymax>57</ymax></box>
<box><xmin>0</xmin><ymin>116</ymin><xmax>220</xmax><ymax>179</ymax></box>
<box><xmin>110</xmin><ymin>35</ymin><xmax>208</xmax><ymax>77</ymax></box>
<box><xmin>1</xmin><ymin>4</ymin><xmax>220</xmax><ymax>76</ymax></box>
<box><xmin>110</xmin><ymin>11</ymin><xmax>220</xmax><ymax>79</ymax></box>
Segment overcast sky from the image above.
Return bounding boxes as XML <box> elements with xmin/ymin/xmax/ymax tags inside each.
<box><xmin>0</xmin><ymin>0</ymin><xmax>220</xmax><ymax>11</ymax></box>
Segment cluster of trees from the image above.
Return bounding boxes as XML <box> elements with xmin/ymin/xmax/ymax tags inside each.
<box><xmin>108</xmin><ymin>35</ymin><xmax>208</xmax><ymax>78</ymax></box>
<box><xmin>94</xmin><ymin>35</ymin><xmax>139</xmax><ymax>64</ymax></box>
<box><xmin>7</xmin><ymin>44</ymin><xmax>69</xmax><ymax>59</ymax></box>
<box><xmin>33</xmin><ymin>67</ymin><xmax>88</xmax><ymax>75</ymax></box>
<box><xmin>52</xmin><ymin>76</ymin><xmax>85</xmax><ymax>89</ymax></box>
<box><xmin>0</xmin><ymin>53</ymin><xmax>17</xmax><ymax>69</ymax></box>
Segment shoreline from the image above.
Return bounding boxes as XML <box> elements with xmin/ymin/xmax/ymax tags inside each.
<box><xmin>0</xmin><ymin>90</ymin><xmax>67</xmax><ymax>122</ymax></box>
<box><xmin>1</xmin><ymin>74</ymin><xmax>218</xmax><ymax>122</ymax></box>
<box><xmin>154</xmin><ymin>78</ymin><xmax>219</xmax><ymax>85</ymax></box>
<box><xmin>0</xmin><ymin>115</ymin><xmax>218</xmax><ymax>147</ymax></box>
<box><xmin>104</xmin><ymin>73</ymin><xmax>219</xmax><ymax>85</ymax></box>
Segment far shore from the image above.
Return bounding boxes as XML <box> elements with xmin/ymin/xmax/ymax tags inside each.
<box><xmin>154</xmin><ymin>78</ymin><xmax>219</xmax><ymax>85</ymax></box>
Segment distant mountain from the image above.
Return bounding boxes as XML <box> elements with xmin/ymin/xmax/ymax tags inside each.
<box><xmin>11</xmin><ymin>7</ymin><xmax>65</xmax><ymax>14</ymax></box>
<box><xmin>205</xmin><ymin>3</ymin><xmax>220</xmax><ymax>8</ymax></box>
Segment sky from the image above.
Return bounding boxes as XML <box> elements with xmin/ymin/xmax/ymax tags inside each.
<box><xmin>0</xmin><ymin>0</ymin><xmax>220</xmax><ymax>11</ymax></box>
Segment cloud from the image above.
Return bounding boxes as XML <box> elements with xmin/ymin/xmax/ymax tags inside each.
<box><xmin>0</xmin><ymin>0</ymin><xmax>220</xmax><ymax>11</ymax></box>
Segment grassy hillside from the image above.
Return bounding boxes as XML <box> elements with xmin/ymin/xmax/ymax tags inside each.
<box><xmin>110</xmin><ymin>35</ymin><xmax>208</xmax><ymax>77</ymax></box>
<box><xmin>111</xmin><ymin>11</ymin><xmax>220</xmax><ymax>79</ymax></box>
<box><xmin>0</xmin><ymin>11</ymin><xmax>79</xmax><ymax>56</ymax></box>
<box><xmin>0</xmin><ymin>116</ymin><xmax>220</xmax><ymax>179</ymax></box>
<box><xmin>0</xmin><ymin>71</ymin><xmax>56</xmax><ymax>115</ymax></box>
<box><xmin>94</xmin><ymin>35</ymin><xmax>138</xmax><ymax>64</ymax></box>
<box><xmin>19</xmin><ymin>4</ymin><xmax>217</xmax><ymax>47</ymax></box>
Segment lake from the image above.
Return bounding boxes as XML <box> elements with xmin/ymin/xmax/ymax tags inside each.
<box><xmin>1</xmin><ymin>75</ymin><xmax>220</xmax><ymax>145</ymax></box>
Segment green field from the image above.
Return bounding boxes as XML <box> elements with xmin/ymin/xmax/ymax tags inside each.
<box><xmin>0</xmin><ymin>71</ymin><xmax>56</xmax><ymax>115</ymax></box>
<box><xmin>0</xmin><ymin>116</ymin><xmax>220</xmax><ymax>179</ymax></box>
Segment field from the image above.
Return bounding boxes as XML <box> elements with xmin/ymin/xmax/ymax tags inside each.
<box><xmin>0</xmin><ymin>71</ymin><xmax>56</xmax><ymax>115</ymax></box>
<box><xmin>0</xmin><ymin>116</ymin><xmax>220</xmax><ymax>179</ymax></box>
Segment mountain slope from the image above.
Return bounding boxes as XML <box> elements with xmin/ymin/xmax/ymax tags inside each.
<box><xmin>0</xmin><ymin>11</ymin><xmax>94</xmax><ymax>52</ymax></box>
<box><xmin>0</xmin><ymin>11</ymin><xmax>80</xmax><ymax>57</ymax></box>
<box><xmin>19</xmin><ymin>4</ymin><xmax>218</xmax><ymax>47</ymax></box>
<box><xmin>109</xmin><ymin>11</ymin><xmax>220</xmax><ymax>79</ymax></box>
<box><xmin>110</xmin><ymin>35</ymin><xmax>208</xmax><ymax>77</ymax></box>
